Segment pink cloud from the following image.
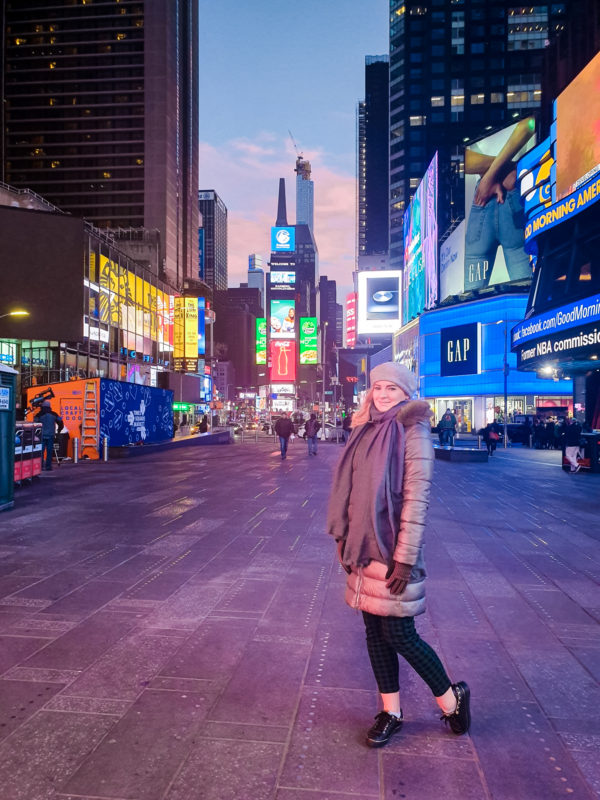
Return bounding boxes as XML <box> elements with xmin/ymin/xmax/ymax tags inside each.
<box><xmin>199</xmin><ymin>135</ymin><xmax>356</xmax><ymax>299</ymax></box>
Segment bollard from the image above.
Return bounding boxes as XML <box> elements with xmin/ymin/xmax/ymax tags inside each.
<box><xmin>255</xmin><ymin>429</ymin><xmax>258</xmax><ymax>443</ymax></box>
<box><xmin>102</xmin><ymin>437</ymin><xmax>109</xmax><ymax>462</ymax></box>
<box><xmin>477</xmin><ymin>434</ymin><xmax>482</xmax><ymax>450</ymax></box>
<box><xmin>73</xmin><ymin>437</ymin><xmax>79</xmax><ymax>464</ymax></box>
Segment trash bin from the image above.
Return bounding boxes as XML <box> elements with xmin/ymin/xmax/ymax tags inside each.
<box><xmin>0</xmin><ymin>365</ymin><xmax>17</xmax><ymax>511</ymax></box>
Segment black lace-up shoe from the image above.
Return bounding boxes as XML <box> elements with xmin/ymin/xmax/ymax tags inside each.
<box><xmin>366</xmin><ymin>710</ymin><xmax>403</xmax><ymax>748</ymax></box>
<box><xmin>441</xmin><ymin>681</ymin><xmax>471</xmax><ymax>735</ymax></box>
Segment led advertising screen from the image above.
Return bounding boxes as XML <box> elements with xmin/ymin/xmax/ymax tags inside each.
<box><xmin>197</xmin><ymin>297</ymin><xmax>206</xmax><ymax>356</ymax></box>
<box><xmin>299</xmin><ymin>317</ymin><xmax>318</xmax><ymax>364</ymax></box>
<box><xmin>464</xmin><ymin>121</ymin><xmax>536</xmax><ymax>291</ymax></box>
<box><xmin>402</xmin><ymin>153</ymin><xmax>438</xmax><ymax>324</ymax></box>
<box><xmin>270</xmin><ymin>299</ymin><xmax>296</xmax><ymax>339</ymax></box>
<box><xmin>270</xmin><ymin>340</ymin><xmax>296</xmax><ymax>382</ymax></box>
<box><xmin>255</xmin><ymin>317</ymin><xmax>267</xmax><ymax>365</ymax></box>
<box><xmin>173</xmin><ymin>297</ymin><xmax>199</xmax><ymax>373</ymax></box>
<box><xmin>271</xmin><ymin>226</ymin><xmax>296</xmax><ymax>252</ymax></box>
<box><xmin>357</xmin><ymin>271</ymin><xmax>402</xmax><ymax>335</ymax></box>
<box><xmin>439</xmin><ymin>221</ymin><xmax>466</xmax><ymax>303</ymax></box>
<box><xmin>270</xmin><ymin>270</ymin><xmax>296</xmax><ymax>285</ymax></box>
<box><xmin>556</xmin><ymin>51</ymin><xmax>600</xmax><ymax>201</ymax></box>
<box><xmin>346</xmin><ymin>293</ymin><xmax>357</xmax><ymax>347</ymax></box>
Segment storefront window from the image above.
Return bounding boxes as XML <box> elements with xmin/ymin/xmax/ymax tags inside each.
<box><xmin>435</xmin><ymin>397</ymin><xmax>473</xmax><ymax>432</ymax></box>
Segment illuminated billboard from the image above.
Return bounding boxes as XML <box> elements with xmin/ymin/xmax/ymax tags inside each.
<box><xmin>299</xmin><ymin>317</ymin><xmax>318</xmax><ymax>364</ymax></box>
<box><xmin>439</xmin><ymin>221</ymin><xmax>466</xmax><ymax>302</ymax></box>
<box><xmin>271</xmin><ymin>226</ymin><xmax>296</xmax><ymax>252</ymax></box>
<box><xmin>255</xmin><ymin>317</ymin><xmax>267</xmax><ymax>365</ymax></box>
<box><xmin>346</xmin><ymin>293</ymin><xmax>357</xmax><ymax>347</ymax></box>
<box><xmin>357</xmin><ymin>271</ymin><xmax>402</xmax><ymax>335</ymax></box>
<box><xmin>270</xmin><ymin>270</ymin><xmax>296</xmax><ymax>286</ymax></box>
<box><xmin>463</xmin><ymin>121</ymin><xmax>535</xmax><ymax>291</ymax></box>
<box><xmin>270</xmin><ymin>299</ymin><xmax>295</xmax><ymax>339</ymax></box>
<box><xmin>556</xmin><ymin>51</ymin><xmax>600</xmax><ymax>200</ymax></box>
<box><xmin>173</xmin><ymin>297</ymin><xmax>199</xmax><ymax>372</ymax></box>
<box><xmin>270</xmin><ymin>340</ymin><xmax>296</xmax><ymax>382</ymax></box>
<box><xmin>402</xmin><ymin>153</ymin><xmax>438</xmax><ymax>324</ymax></box>
<box><xmin>198</xmin><ymin>297</ymin><xmax>206</xmax><ymax>356</ymax></box>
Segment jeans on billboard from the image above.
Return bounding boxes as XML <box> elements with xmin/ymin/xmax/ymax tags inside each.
<box><xmin>42</xmin><ymin>436</ymin><xmax>54</xmax><ymax>470</ymax></box>
<box><xmin>279</xmin><ymin>436</ymin><xmax>289</xmax><ymax>459</ymax></box>
<box><xmin>464</xmin><ymin>188</ymin><xmax>530</xmax><ymax>291</ymax></box>
<box><xmin>307</xmin><ymin>435</ymin><xmax>318</xmax><ymax>455</ymax></box>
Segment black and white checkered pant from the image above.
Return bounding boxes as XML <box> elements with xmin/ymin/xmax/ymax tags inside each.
<box><xmin>362</xmin><ymin>611</ymin><xmax>451</xmax><ymax>697</ymax></box>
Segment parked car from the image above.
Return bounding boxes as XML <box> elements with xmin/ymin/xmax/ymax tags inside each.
<box><xmin>318</xmin><ymin>422</ymin><xmax>344</xmax><ymax>442</ymax></box>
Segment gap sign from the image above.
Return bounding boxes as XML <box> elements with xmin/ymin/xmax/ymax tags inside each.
<box><xmin>440</xmin><ymin>322</ymin><xmax>481</xmax><ymax>377</ymax></box>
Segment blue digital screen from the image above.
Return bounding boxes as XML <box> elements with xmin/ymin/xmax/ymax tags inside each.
<box><xmin>271</xmin><ymin>226</ymin><xmax>296</xmax><ymax>252</ymax></box>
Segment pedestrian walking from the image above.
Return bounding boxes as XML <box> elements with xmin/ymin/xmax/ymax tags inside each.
<box><xmin>482</xmin><ymin>420</ymin><xmax>501</xmax><ymax>455</ymax></box>
<box><xmin>342</xmin><ymin>412</ymin><xmax>353</xmax><ymax>445</ymax></box>
<box><xmin>36</xmin><ymin>400</ymin><xmax>64</xmax><ymax>471</ymax></box>
<box><xmin>198</xmin><ymin>414</ymin><xmax>209</xmax><ymax>433</ymax></box>
<box><xmin>304</xmin><ymin>413</ymin><xmax>321</xmax><ymax>456</ymax></box>
<box><xmin>562</xmin><ymin>416</ymin><xmax>583</xmax><ymax>473</ymax></box>
<box><xmin>274</xmin><ymin>412</ymin><xmax>294</xmax><ymax>460</ymax></box>
<box><xmin>437</xmin><ymin>408</ymin><xmax>457</xmax><ymax>446</ymax></box>
<box><xmin>326</xmin><ymin>362</ymin><xmax>470</xmax><ymax>748</ymax></box>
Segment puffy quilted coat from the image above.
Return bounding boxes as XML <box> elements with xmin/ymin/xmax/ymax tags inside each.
<box><xmin>342</xmin><ymin>399</ymin><xmax>434</xmax><ymax>618</ymax></box>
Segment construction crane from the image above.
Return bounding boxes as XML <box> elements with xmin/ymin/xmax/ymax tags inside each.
<box><xmin>288</xmin><ymin>129</ymin><xmax>303</xmax><ymax>159</ymax></box>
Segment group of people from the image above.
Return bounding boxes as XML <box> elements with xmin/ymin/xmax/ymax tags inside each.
<box><xmin>273</xmin><ymin>411</ymin><xmax>354</xmax><ymax>459</ymax></box>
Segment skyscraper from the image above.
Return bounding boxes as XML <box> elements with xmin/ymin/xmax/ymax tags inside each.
<box><xmin>388</xmin><ymin>1</ymin><xmax>570</xmax><ymax>270</ymax></box>
<box><xmin>2</xmin><ymin>0</ymin><xmax>199</xmax><ymax>289</ymax></box>
<box><xmin>269</xmin><ymin>178</ymin><xmax>318</xmax><ymax>317</ymax></box>
<box><xmin>358</xmin><ymin>56</ymin><xmax>389</xmax><ymax>264</ymax></box>
<box><xmin>198</xmin><ymin>190</ymin><xmax>228</xmax><ymax>292</ymax></box>
<box><xmin>295</xmin><ymin>156</ymin><xmax>314</xmax><ymax>234</ymax></box>
<box><xmin>247</xmin><ymin>254</ymin><xmax>265</xmax><ymax>312</ymax></box>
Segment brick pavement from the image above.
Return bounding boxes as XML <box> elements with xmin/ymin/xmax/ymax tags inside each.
<box><xmin>0</xmin><ymin>436</ymin><xmax>598</xmax><ymax>799</ymax></box>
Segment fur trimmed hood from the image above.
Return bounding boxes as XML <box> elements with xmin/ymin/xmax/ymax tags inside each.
<box><xmin>395</xmin><ymin>399</ymin><xmax>433</xmax><ymax>427</ymax></box>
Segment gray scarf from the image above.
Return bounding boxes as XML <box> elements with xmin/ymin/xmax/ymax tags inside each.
<box><xmin>326</xmin><ymin>401</ymin><xmax>407</xmax><ymax>563</ymax></box>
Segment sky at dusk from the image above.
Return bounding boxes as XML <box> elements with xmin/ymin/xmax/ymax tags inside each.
<box><xmin>198</xmin><ymin>0</ymin><xmax>389</xmax><ymax>300</ymax></box>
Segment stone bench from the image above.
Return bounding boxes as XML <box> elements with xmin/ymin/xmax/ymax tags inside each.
<box><xmin>433</xmin><ymin>445</ymin><xmax>488</xmax><ymax>462</ymax></box>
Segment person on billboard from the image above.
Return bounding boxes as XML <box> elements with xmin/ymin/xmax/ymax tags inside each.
<box><xmin>36</xmin><ymin>400</ymin><xmax>64</xmax><ymax>471</ymax></box>
<box><xmin>464</xmin><ymin>117</ymin><xmax>536</xmax><ymax>291</ymax></box>
<box><xmin>274</xmin><ymin>411</ymin><xmax>294</xmax><ymax>460</ymax></box>
<box><xmin>326</xmin><ymin>363</ymin><xmax>470</xmax><ymax>749</ymax></box>
<box><xmin>281</xmin><ymin>307</ymin><xmax>295</xmax><ymax>333</ymax></box>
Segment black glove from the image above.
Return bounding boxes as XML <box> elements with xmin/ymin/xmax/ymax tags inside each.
<box><xmin>337</xmin><ymin>540</ymin><xmax>352</xmax><ymax>575</ymax></box>
<box><xmin>385</xmin><ymin>561</ymin><xmax>412</xmax><ymax>595</ymax></box>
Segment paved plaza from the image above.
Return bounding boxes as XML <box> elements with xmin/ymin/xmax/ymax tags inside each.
<box><xmin>0</xmin><ymin>436</ymin><xmax>599</xmax><ymax>800</ymax></box>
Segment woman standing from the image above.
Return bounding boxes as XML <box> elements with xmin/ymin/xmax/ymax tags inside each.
<box><xmin>327</xmin><ymin>362</ymin><xmax>470</xmax><ymax>747</ymax></box>
<box><xmin>482</xmin><ymin>419</ymin><xmax>501</xmax><ymax>455</ymax></box>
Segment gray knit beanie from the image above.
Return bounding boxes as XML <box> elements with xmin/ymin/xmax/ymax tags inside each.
<box><xmin>369</xmin><ymin>362</ymin><xmax>417</xmax><ymax>398</ymax></box>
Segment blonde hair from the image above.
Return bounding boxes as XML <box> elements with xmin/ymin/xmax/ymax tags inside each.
<box><xmin>352</xmin><ymin>388</ymin><xmax>374</xmax><ymax>427</ymax></box>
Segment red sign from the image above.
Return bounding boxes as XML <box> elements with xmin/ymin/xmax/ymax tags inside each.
<box><xmin>346</xmin><ymin>293</ymin><xmax>357</xmax><ymax>348</ymax></box>
<box><xmin>270</xmin><ymin>340</ymin><xmax>296</xmax><ymax>382</ymax></box>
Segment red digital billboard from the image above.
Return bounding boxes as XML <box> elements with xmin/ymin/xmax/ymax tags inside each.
<box><xmin>270</xmin><ymin>340</ymin><xmax>296</xmax><ymax>382</ymax></box>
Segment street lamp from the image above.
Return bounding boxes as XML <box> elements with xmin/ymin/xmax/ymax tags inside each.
<box><xmin>0</xmin><ymin>310</ymin><xmax>29</xmax><ymax>320</ymax></box>
<box><xmin>319</xmin><ymin>321</ymin><xmax>328</xmax><ymax>434</ymax></box>
<box><xmin>496</xmin><ymin>318</ymin><xmax>509</xmax><ymax>449</ymax></box>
